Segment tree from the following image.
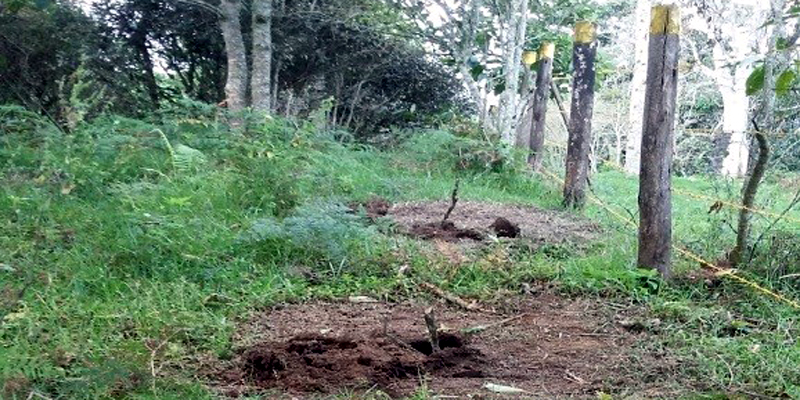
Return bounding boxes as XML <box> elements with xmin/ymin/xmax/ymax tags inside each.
<box><xmin>251</xmin><ymin>0</ymin><xmax>274</xmax><ymax>112</ymax></box>
<box><xmin>730</xmin><ymin>0</ymin><xmax>791</xmax><ymax>265</ymax></box>
<box><xmin>638</xmin><ymin>4</ymin><xmax>680</xmax><ymax>278</ymax></box>
<box><xmin>496</xmin><ymin>0</ymin><xmax>530</xmax><ymax>144</ymax></box>
<box><xmin>563</xmin><ymin>22</ymin><xmax>597</xmax><ymax>209</ymax></box>
<box><xmin>623</xmin><ymin>0</ymin><xmax>649</xmax><ymax>174</ymax></box>
<box><xmin>219</xmin><ymin>0</ymin><xmax>248</xmax><ymax>112</ymax></box>
<box><xmin>686</xmin><ymin>0</ymin><xmax>771</xmax><ymax>178</ymax></box>
<box><xmin>0</xmin><ymin>0</ymin><xmax>94</xmax><ymax>120</ymax></box>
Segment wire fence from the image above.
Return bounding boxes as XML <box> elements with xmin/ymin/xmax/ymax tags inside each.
<box><xmin>535</xmin><ymin>166</ymin><xmax>800</xmax><ymax>310</ymax></box>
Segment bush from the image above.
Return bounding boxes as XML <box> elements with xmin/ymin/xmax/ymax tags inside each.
<box><xmin>399</xmin><ymin>130</ymin><xmax>518</xmax><ymax>175</ymax></box>
<box><xmin>237</xmin><ymin>200</ymin><xmax>381</xmax><ymax>274</ymax></box>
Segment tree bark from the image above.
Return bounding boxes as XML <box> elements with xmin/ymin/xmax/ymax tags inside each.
<box><xmin>220</xmin><ymin>0</ymin><xmax>247</xmax><ymax>113</ymax></box>
<box><xmin>132</xmin><ymin>30</ymin><xmax>160</xmax><ymax>109</ymax></box>
<box><xmin>563</xmin><ymin>22</ymin><xmax>597</xmax><ymax>209</ymax></box>
<box><xmin>528</xmin><ymin>43</ymin><xmax>555</xmax><ymax>169</ymax></box>
<box><xmin>730</xmin><ymin>131</ymin><xmax>769</xmax><ymax>265</ymax></box>
<box><xmin>497</xmin><ymin>0</ymin><xmax>529</xmax><ymax>145</ymax></box>
<box><xmin>624</xmin><ymin>0</ymin><xmax>651</xmax><ymax>175</ymax></box>
<box><xmin>638</xmin><ymin>5</ymin><xmax>680</xmax><ymax>278</ymax></box>
<box><xmin>719</xmin><ymin>85</ymin><xmax>750</xmax><ymax>177</ymax></box>
<box><xmin>515</xmin><ymin>67</ymin><xmax>535</xmax><ymax>149</ymax></box>
<box><xmin>730</xmin><ymin>0</ymin><xmax>784</xmax><ymax>265</ymax></box>
<box><xmin>251</xmin><ymin>0</ymin><xmax>273</xmax><ymax>112</ymax></box>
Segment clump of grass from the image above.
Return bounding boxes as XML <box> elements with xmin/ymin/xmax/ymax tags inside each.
<box><xmin>1</xmin><ymin>109</ymin><xmax>799</xmax><ymax>399</ymax></box>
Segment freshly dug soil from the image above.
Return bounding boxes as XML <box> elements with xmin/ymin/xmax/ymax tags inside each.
<box><xmin>391</xmin><ymin>200</ymin><xmax>600</xmax><ymax>245</ymax></box>
<box><xmin>232</xmin><ymin>332</ymin><xmax>483</xmax><ymax>394</ymax></box>
<box><xmin>211</xmin><ymin>293</ymin><xmax>677</xmax><ymax>399</ymax></box>
<box><xmin>408</xmin><ymin>220</ymin><xmax>484</xmax><ymax>242</ymax></box>
<box><xmin>349</xmin><ymin>196</ymin><xmax>392</xmax><ymax>221</ymax></box>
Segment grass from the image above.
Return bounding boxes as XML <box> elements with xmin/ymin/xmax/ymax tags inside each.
<box><xmin>1</xmin><ymin>108</ymin><xmax>799</xmax><ymax>399</ymax></box>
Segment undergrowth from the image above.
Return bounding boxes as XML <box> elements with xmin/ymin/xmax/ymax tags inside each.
<box><xmin>1</xmin><ymin>106</ymin><xmax>799</xmax><ymax>399</ymax></box>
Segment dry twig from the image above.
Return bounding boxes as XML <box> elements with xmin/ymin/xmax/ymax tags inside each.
<box><xmin>441</xmin><ymin>179</ymin><xmax>460</xmax><ymax>225</ymax></box>
<box><xmin>461</xmin><ymin>313</ymin><xmax>527</xmax><ymax>334</ymax></box>
<box><xmin>419</xmin><ymin>282</ymin><xmax>478</xmax><ymax>311</ymax></box>
<box><xmin>424</xmin><ymin>307</ymin><xmax>440</xmax><ymax>351</ymax></box>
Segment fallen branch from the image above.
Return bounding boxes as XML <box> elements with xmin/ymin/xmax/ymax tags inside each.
<box><xmin>460</xmin><ymin>313</ymin><xmax>527</xmax><ymax>335</ymax></box>
<box><xmin>564</xmin><ymin>370</ymin><xmax>587</xmax><ymax>385</ymax></box>
<box><xmin>419</xmin><ymin>282</ymin><xmax>478</xmax><ymax>311</ymax></box>
<box><xmin>441</xmin><ymin>179</ymin><xmax>460</xmax><ymax>226</ymax></box>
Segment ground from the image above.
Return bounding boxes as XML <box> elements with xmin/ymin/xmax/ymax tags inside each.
<box><xmin>210</xmin><ymin>293</ymin><xmax>673</xmax><ymax>399</ymax></box>
<box><xmin>2</xmin><ymin>120</ymin><xmax>799</xmax><ymax>400</ymax></box>
<box><xmin>390</xmin><ymin>200</ymin><xmax>600</xmax><ymax>247</ymax></box>
<box><xmin>205</xmin><ymin>201</ymin><xmax>671</xmax><ymax>399</ymax></box>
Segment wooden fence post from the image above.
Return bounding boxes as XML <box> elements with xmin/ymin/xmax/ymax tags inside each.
<box><xmin>515</xmin><ymin>51</ymin><xmax>538</xmax><ymax>149</ymax></box>
<box><xmin>563</xmin><ymin>21</ymin><xmax>597</xmax><ymax>209</ymax></box>
<box><xmin>638</xmin><ymin>4</ymin><xmax>680</xmax><ymax>278</ymax></box>
<box><xmin>528</xmin><ymin>42</ymin><xmax>555</xmax><ymax>169</ymax></box>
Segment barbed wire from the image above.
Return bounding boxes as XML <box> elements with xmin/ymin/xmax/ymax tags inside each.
<box><xmin>536</xmin><ymin>167</ymin><xmax>800</xmax><ymax>310</ymax></box>
<box><xmin>596</xmin><ymin>160</ymin><xmax>800</xmax><ymax>226</ymax></box>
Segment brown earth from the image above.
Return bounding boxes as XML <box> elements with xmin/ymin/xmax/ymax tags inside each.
<box><xmin>390</xmin><ymin>200</ymin><xmax>600</xmax><ymax>247</ymax></box>
<box><xmin>211</xmin><ymin>293</ymin><xmax>680</xmax><ymax>399</ymax></box>
<box><xmin>349</xmin><ymin>196</ymin><xmax>392</xmax><ymax>221</ymax></box>
<box><xmin>408</xmin><ymin>220</ymin><xmax>485</xmax><ymax>242</ymax></box>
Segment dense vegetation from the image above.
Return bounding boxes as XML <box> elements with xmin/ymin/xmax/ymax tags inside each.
<box><xmin>2</xmin><ymin>0</ymin><xmax>800</xmax><ymax>398</ymax></box>
<box><xmin>1</xmin><ymin>105</ymin><xmax>799</xmax><ymax>398</ymax></box>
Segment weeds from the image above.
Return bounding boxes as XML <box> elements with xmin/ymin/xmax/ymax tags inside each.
<box><xmin>1</xmin><ymin>112</ymin><xmax>799</xmax><ymax>399</ymax></box>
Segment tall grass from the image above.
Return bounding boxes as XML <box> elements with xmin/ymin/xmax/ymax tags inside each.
<box><xmin>1</xmin><ymin>107</ymin><xmax>798</xmax><ymax>398</ymax></box>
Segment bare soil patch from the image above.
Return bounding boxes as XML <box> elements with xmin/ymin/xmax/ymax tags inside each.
<box><xmin>390</xmin><ymin>200</ymin><xmax>600</xmax><ymax>246</ymax></box>
<box><xmin>212</xmin><ymin>294</ymin><xmax>668</xmax><ymax>399</ymax></box>
<box><xmin>349</xmin><ymin>196</ymin><xmax>392</xmax><ymax>221</ymax></box>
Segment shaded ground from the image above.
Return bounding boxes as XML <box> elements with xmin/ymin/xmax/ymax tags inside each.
<box><xmin>390</xmin><ymin>200</ymin><xmax>600</xmax><ymax>246</ymax></box>
<box><xmin>211</xmin><ymin>293</ymin><xmax>680</xmax><ymax>399</ymax></box>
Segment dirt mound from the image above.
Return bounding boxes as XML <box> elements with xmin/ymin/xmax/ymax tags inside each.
<box><xmin>349</xmin><ymin>196</ymin><xmax>391</xmax><ymax>221</ymax></box>
<box><xmin>489</xmin><ymin>217</ymin><xmax>520</xmax><ymax>238</ymax></box>
<box><xmin>409</xmin><ymin>220</ymin><xmax>484</xmax><ymax>242</ymax></box>
<box><xmin>210</xmin><ymin>294</ymin><xmax>673</xmax><ymax>398</ymax></box>
<box><xmin>391</xmin><ymin>200</ymin><xmax>599</xmax><ymax>246</ymax></box>
<box><xmin>230</xmin><ymin>332</ymin><xmax>484</xmax><ymax>394</ymax></box>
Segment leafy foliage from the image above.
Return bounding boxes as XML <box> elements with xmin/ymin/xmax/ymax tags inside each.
<box><xmin>0</xmin><ymin>1</ymin><xmax>93</xmax><ymax>119</ymax></box>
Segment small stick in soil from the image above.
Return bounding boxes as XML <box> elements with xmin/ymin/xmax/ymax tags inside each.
<box><xmin>420</xmin><ymin>282</ymin><xmax>478</xmax><ymax>311</ymax></box>
<box><xmin>461</xmin><ymin>313</ymin><xmax>527</xmax><ymax>334</ymax></box>
<box><xmin>441</xmin><ymin>179</ymin><xmax>460</xmax><ymax>226</ymax></box>
<box><xmin>424</xmin><ymin>307</ymin><xmax>440</xmax><ymax>351</ymax></box>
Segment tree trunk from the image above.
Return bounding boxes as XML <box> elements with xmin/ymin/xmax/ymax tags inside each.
<box><xmin>497</xmin><ymin>0</ymin><xmax>529</xmax><ymax>145</ymax></box>
<box><xmin>730</xmin><ymin>131</ymin><xmax>769</xmax><ymax>265</ymax></box>
<box><xmin>515</xmin><ymin>67</ymin><xmax>535</xmax><ymax>149</ymax></box>
<box><xmin>133</xmin><ymin>32</ymin><xmax>160</xmax><ymax>108</ymax></box>
<box><xmin>730</xmin><ymin>0</ymin><xmax>784</xmax><ymax>265</ymax></box>
<box><xmin>528</xmin><ymin>43</ymin><xmax>555</xmax><ymax>169</ymax></box>
<box><xmin>563</xmin><ymin>22</ymin><xmax>597</xmax><ymax>209</ymax></box>
<box><xmin>220</xmin><ymin>0</ymin><xmax>247</xmax><ymax>113</ymax></box>
<box><xmin>719</xmin><ymin>85</ymin><xmax>750</xmax><ymax>177</ymax></box>
<box><xmin>625</xmin><ymin>0</ymin><xmax>651</xmax><ymax>174</ymax></box>
<box><xmin>638</xmin><ymin>5</ymin><xmax>680</xmax><ymax>278</ymax></box>
<box><xmin>251</xmin><ymin>0</ymin><xmax>273</xmax><ymax>112</ymax></box>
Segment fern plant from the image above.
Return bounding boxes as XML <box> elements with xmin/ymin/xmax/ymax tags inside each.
<box><xmin>156</xmin><ymin>129</ymin><xmax>207</xmax><ymax>174</ymax></box>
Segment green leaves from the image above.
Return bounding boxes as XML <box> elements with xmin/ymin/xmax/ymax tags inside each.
<box><xmin>746</xmin><ymin>65</ymin><xmax>765</xmax><ymax>96</ymax></box>
<box><xmin>776</xmin><ymin>69</ymin><xmax>798</xmax><ymax>96</ymax></box>
<box><xmin>469</xmin><ymin>64</ymin><xmax>485</xmax><ymax>80</ymax></box>
<box><xmin>746</xmin><ymin>65</ymin><xmax>797</xmax><ymax>97</ymax></box>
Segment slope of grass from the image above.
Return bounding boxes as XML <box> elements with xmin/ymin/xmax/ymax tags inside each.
<box><xmin>1</xmin><ymin>109</ymin><xmax>798</xmax><ymax>399</ymax></box>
